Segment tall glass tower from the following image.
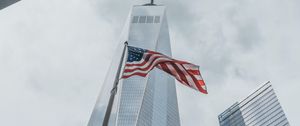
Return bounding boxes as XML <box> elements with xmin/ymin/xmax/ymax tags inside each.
<box><xmin>88</xmin><ymin>4</ymin><xmax>181</xmax><ymax>126</ymax></box>
<box><xmin>218</xmin><ymin>82</ymin><xmax>290</xmax><ymax>126</ymax></box>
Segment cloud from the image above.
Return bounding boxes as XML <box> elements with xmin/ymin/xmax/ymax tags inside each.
<box><xmin>0</xmin><ymin>0</ymin><xmax>300</xmax><ymax>126</ymax></box>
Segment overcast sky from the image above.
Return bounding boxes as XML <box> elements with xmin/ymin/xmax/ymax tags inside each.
<box><xmin>0</xmin><ymin>0</ymin><xmax>300</xmax><ymax>125</ymax></box>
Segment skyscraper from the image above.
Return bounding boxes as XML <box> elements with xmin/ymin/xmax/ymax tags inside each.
<box><xmin>0</xmin><ymin>0</ymin><xmax>20</xmax><ymax>10</ymax></box>
<box><xmin>88</xmin><ymin>4</ymin><xmax>181</xmax><ymax>126</ymax></box>
<box><xmin>218</xmin><ymin>82</ymin><xmax>290</xmax><ymax>126</ymax></box>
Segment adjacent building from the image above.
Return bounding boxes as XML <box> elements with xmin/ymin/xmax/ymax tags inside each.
<box><xmin>218</xmin><ymin>82</ymin><xmax>289</xmax><ymax>126</ymax></box>
<box><xmin>88</xmin><ymin>4</ymin><xmax>181</xmax><ymax>126</ymax></box>
<box><xmin>0</xmin><ymin>0</ymin><xmax>20</xmax><ymax>10</ymax></box>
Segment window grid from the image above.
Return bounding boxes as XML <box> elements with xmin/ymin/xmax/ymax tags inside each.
<box><xmin>219</xmin><ymin>83</ymin><xmax>289</xmax><ymax>126</ymax></box>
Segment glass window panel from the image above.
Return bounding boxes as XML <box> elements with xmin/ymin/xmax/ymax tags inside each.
<box><xmin>146</xmin><ymin>16</ymin><xmax>154</xmax><ymax>23</ymax></box>
<box><xmin>139</xmin><ymin>16</ymin><xmax>146</xmax><ymax>23</ymax></box>
<box><xmin>132</xmin><ymin>16</ymin><xmax>139</xmax><ymax>23</ymax></box>
<box><xmin>154</xmin><ymin>16</ymin><xmax>160</xmax><ymax>23</ymax></box>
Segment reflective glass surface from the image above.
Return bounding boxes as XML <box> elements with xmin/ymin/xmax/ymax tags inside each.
<box><xmin>88</xmin><ymin>5</ymin><xmax>180</xmax><ymax>126</ymax></box>
<box><xmin>219</xmin><ymin>83</ymin><xmax>289</xmax><ymax>126</ymax></box>
<box><xmin>0</xmin><ymin>0</ymin><xmax>20</xmax><ymax>10</ymax></box>
<box><xmin>116</xmin><ymin>5</ymin><xmax>180</xmax><ymax>126</ymax></box>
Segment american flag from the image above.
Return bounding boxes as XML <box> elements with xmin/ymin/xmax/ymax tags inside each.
<box><xmin>122</xmin><ymin>46</ymin><xmax>207</xmax><ymax>94</ymax></box>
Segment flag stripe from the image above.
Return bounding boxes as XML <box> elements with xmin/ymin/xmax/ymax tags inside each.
<box><xmin>164</xmin><ymin>62</ymin><xmax>187</xmax><ymax>85</ymax></box>
<box><xmin>158</xmin><ymin>63</ymin><xmax>172</xmax><ymax>75</ymax></box>
<box><xmin>183</xmin><ymin>64</ymin><xmax>198</xmax><ymax>70</ymax></box>
<box><xmin>124</xmin><ymin>59</ymin><xmax>172</xmax><ymax>73</ymax></box>
<box><xmin>176</xmin><ymin>63</ymin><xmax>199</xmax><ymax>90</ymax></box>
<box><xmin>169</xmin><ymin>63</ymin><xmax>190</xmax><ymax>86</ymax></box>
<box><xmin>186</xmin><ymin>69</ymin><xmax>207</xmax><ymax>94</ymax></box>
<box><xmin>125</xmin><ymin>56</ymin><xmax>171</xmax><ymax>70</ymax></box>
<box><xmin>187</xmin><ymin>70</ymin><xmax>200</xmax><ymax>75</ymax></box>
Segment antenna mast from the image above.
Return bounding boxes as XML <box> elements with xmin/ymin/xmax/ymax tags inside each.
<box><xmin>144</xmin><ymin>0</ymin><xmax>156</xmax><ymax>6</ymax></box>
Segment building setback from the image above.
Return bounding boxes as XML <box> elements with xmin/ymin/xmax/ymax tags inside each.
<box><xmin>218</xmin><ymin>82</ymin><xmax>290</xmax><ymax>126</ymax></box>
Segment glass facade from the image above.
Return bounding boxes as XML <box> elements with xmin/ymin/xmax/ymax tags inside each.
<box><xmin>116</xmin><ymin>5</ymin><xmax>180</xmax><ymax>126</ymax></box>
<box><xmin>88</xmin><ymin>5</ymin><xmax>180</xmax><ymax>126</ymax></box>
<box><xmin>218</xmin><ymin>82</ymin><xmax>290</xmax><ymax>126</ymax></box>
<box><xmin>0</xmin><ymin>0</ymin><xmax>20</xmax><ymax>10</ymax></box>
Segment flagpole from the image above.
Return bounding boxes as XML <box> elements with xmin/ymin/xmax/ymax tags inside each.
<box><xmin>102</xmin><ymin>41</ymin><xmax>128</xmax><ymax>126</ymax></box>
